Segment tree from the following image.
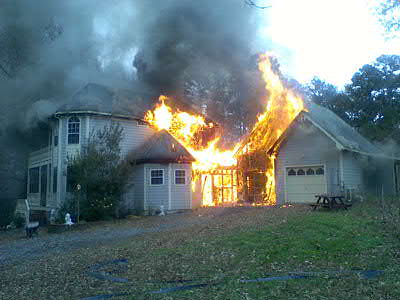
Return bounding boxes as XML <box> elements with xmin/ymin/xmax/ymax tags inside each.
<box><xmin>305</xmin><ymin>77</ymin><xmax>352</xmax><ymax>124</ymax></box>
<box><xmin>376</xmin><ymin>0</ymin><xmax>400</xmax><ymax>37</ymax></box>
<box><xmin>307</xmin><ymin>56</ymin><xmax>400</xmax><ymax>143</ymax></box>
<box><xmin>345</xmin><ymin>55</ymin><xmax>400</xmax><ymax>141</ymax></box>
<box><xmin>67</xmin><ymin>123</ymin><xmax>132</xmax><ymax>221</ymax></box>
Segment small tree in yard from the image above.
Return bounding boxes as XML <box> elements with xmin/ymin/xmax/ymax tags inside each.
<box><xmin>68</xmin><ymin>123</ymin><xmax>132</xmax><ymax>221</ymax></box>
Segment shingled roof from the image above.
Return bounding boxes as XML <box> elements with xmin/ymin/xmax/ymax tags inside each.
<box><xmin>129</xmin><ymin>130</ymin><xmax>195</xmax><ymax>164</ymax></box>
<box><xmin>56</xmin><ymin>83</ymin><xmax>155</xmax><ymax>119</ymax></box>
<box><xmin>269</xmin><ymin>102</ymin><xmax>384</xmax><ymax>157</ymax></box>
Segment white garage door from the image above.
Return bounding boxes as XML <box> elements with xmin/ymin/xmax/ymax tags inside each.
<box><xmin>285</xmin><ymin>166</ymin><xmax>326</xmax><ymax>203</ymax></box>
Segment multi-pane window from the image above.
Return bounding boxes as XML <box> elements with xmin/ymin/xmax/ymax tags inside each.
<box><xmin>150</xmin><ymin>170</ymin><xmax>164</xmax><ymax>185</ymax></box>
<box><xmin>29</xmin><ymin>167</ymin><xmax>40</xmax><ymax>193</ymax></box>
<box><xmin>68</xmin><ymin>117</ymin><xmax>80</xmax><ymax>144</ymax></box>
<box><xmin>287</xmin><ymin>166</ymin><xmax>324</xmax><ymax>176</ymax></box>
<box><xmin>175</xmin><ymin>170</ymin><xmax>186</xmax><ymax>184</ymax></box>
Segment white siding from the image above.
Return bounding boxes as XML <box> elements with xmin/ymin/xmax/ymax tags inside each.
<box><xmin>144</xmin><ymin>164</ymin><xmax>169</xmax><ymax>210</ymax></box>
<box><xmin>341</xmin><ymin>151</ymin><xmax>364</xmax><ymax>192</ymax></box>
<box><xmin>89</xmin><ymin>116</ymin><xmax>155</xmax><ymax>157</ymax></box>
<box><xmin>275</xmin><ymin>119</ymin><xmax>340</xmax><ymax>204</ymax></box>
<box><xmin>170</xmin><ymin>163</ymin><xmax>192</xmax><ymax>210</ymax></box>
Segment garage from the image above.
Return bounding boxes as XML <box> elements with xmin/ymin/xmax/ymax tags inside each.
<box><xmin>285</xmin><ymin>166</ymin><xmax>327</xmax><ymax>203</ymax></box>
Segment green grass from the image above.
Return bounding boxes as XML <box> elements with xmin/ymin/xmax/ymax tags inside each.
<box><xmin>133</xmin><ymin>206</ymin><xmax>400</xmax><ymax>299</ymax></box>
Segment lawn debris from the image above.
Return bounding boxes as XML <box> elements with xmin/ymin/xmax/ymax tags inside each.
<box><xmin>87</xmin><ymin>259</ymin><xmax>129</xmax><ymax>283</ymax></box>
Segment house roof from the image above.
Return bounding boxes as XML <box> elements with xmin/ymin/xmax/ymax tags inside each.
<box><xmin>56</xmin><ymin>83</ymin><xmax>155</xmax><ymax>119</ymax></box>
<box><xmin>269</xmin><ymin>102</ymin><xmax>386</xmax><ymax>157</ymax></box>
<box><xmin>56</xmin><ymin>83</ymin><xmax>218</xmax><ymax>123</ymax></box>
<box><xmin>129</xmin><ymin>130</ymin><xmax>195</xmax><ymax>164</ymax></box>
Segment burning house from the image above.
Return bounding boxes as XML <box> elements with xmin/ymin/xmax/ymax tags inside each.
<box><xmin>26</xmin><ymin>84</ymin><xmax>197</xmax><ymax>218</ymax></box>
<box><xmin>25</xmin><ymin>55</ymin><xmax>400</xmax><ymax>219</ymax></box>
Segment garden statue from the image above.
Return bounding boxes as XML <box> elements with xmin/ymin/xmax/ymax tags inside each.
<box><xmin>65</xmin><ymin>213</ymin><xmax>73</xmax><ymax>225</ymax></box>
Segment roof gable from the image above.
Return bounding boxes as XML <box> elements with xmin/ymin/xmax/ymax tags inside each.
<box><xmin>130</xmin><ymin>130</ymin><xmax>195</xmax><ymax>164</ymax></box>
<box><xmin>269</xmin><ymin>102</ymin><xmax>383</xmax><ymax>157</ymax></box>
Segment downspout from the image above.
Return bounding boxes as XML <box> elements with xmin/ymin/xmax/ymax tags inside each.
<box><xmin>168</xmin><ymin>164</ymin><xmax>172</xmax><ymax>210</ymax></box>
<box><xmin>339</xmin><ymin>150</ymin><xmax>345</xmax><ymax>194</ymax></box>
<box><xmin>55</xmin><ymin>115</ymin><xmax>63</xmax><ymax>208</ymax></box>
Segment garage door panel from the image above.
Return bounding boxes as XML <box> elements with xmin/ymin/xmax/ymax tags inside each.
<box><xmin>285</xmin><ymin>166</ymin><xmax>326</xmax><ymax>203</ymax></box>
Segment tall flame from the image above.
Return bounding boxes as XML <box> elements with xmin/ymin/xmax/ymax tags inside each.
<box><xmin>144</xmin><ymin>52</ymin><xmax>304</xmax><ymax>206</ymax></box>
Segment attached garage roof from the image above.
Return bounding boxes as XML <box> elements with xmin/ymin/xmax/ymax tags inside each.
<box><xmin>129</xmin><ymin>130</ymin><xmax>195</xmax><ymax>164</ymax></box>
<box><xmin>269</xmin><ymin>102</ymin><xmax>386</xmax><ymax>157</ymax></box>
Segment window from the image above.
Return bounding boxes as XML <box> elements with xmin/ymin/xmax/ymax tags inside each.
<box><xmin>53</xmin><ymin>167</ymin><xmax>58</xmax><ymax>193</ymax></box>
<box><xmin>316</xmin><ymin>167</ymin><xmax>324</xmax><ymax>175</ymax></box>
<box><xmin>29</xmin><ymin>167</ymin><xmax>39</xmax><ymax>193</ymax></box>
<box><xmin>54</xmin><ymin>135</ymin><xmax>58</xmax><ymax>146</ymax></box>
<box><xmin>175</xmin><ymin>170</ymin><xmax>186</xmax><ymax>184</ymax></box>
<box><xmin>297</xmin><ymin>169</ymin><xmax>305</xmax><ymax>176</ymax></box>
<box><xmin>150</xmin><ymin>169</ymin><xmax>164</xmax><ymax>185</ymax></box>
<box><xmin>306</xmin><ymin>168</ymin><xmax>315</xmax><ymax>175</ymax></box>
<box><xmin>66</xmin><ymin>166</ymin><xmax>75</xmax><ymax>192</ymax></box>
<box><xmin>68</xmin><ymin>117</ymin><xmax>80</xmax><ymax>144</ymax></box>
<box><xmin>288</xmin><ymin>169</ymin><xmax>296</xmax><ymax>176</ymax></box>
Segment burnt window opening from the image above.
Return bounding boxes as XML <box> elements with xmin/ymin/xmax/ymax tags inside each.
<box><xmin>316</xmin><ymin>167</ymin><xmax>324</xmax><ymax>175</ymax></box>
<box><xmin>68</xmin><ymin>117</ymin><xmax>80</xmax><ymax>144</ymax></box>
<box><xmin>137</xmin><ymin>120</ymin><xmax>148</xmax><ymax>127</ymax></box>
<box><xmin>297</xmin><ymin>169</ymin><xmax>305</xmax><ymax>176</ymax></box>
<box><xmin>175</xmin><ymin>170</ymin><xmax>186</xmax><ymax>184</ymax></box>
<box><xmin>306</xmin><ymin>168</ymin><xmax>315</xmax><ymax>175</ymax></box>
<box><xmin>288</xmin><ymin>169</ymin><xmax>296</xmax><ymax>176</ymax></box>
<box><xmin>29</xmin><ymin>167</ymin><xmax>40</xmax><ymax>193</ymax></box>
<box><xmin>151</xmin><ymin>169</ymin><xmax>164</xmax><ymax>185</ymax></box>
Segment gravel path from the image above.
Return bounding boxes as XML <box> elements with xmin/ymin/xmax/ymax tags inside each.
<box><xmin>0</xmin><ymin>211</ymin><xmax>211</xmax><ymax>267</ymax></box>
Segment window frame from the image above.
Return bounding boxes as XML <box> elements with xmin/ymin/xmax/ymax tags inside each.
<box><xmin>174</xmin><ymin>169</ymin><xmax>186</xmax><ymax>185</ymax></box>
<box><xmin>67</xmin><ymin>116</ymin><xmax>80</xmax><ymax>144</ymax></box>
<box><xmin>150</xmin><ymin>169</ymin><xmax>164</xmax><ymax>185</ymax></box>
<box><xmin>28</xmin><ymin>167</ymin><xmax>40</xmax><ymax>193</ymax></box>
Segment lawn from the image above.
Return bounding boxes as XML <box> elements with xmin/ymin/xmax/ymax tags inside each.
<box><xmin>1</xmin><ymin>200</ymin><xmax>399</xmax><ymax>300</ymax></box>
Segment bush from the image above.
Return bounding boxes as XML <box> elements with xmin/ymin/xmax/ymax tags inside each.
<box><xmin>13</xmin><ymin>213</ymin><xmax>25</xmax><ymax>228</ymax></box>
<box><xmin>0</xmin><ymin>198</ymin><xmax>17</xmax><ymax>228</ymax></box>
<box><xmin>68</xmin><ymin>124</ymin><xmax>133</xmax><ymax>221</ymax></box>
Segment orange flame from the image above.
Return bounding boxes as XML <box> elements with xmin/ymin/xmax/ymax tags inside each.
<box><xmin>144</xmin><ymin>52</ymin><xmax>304</xmax><ymax>206</ymax></box>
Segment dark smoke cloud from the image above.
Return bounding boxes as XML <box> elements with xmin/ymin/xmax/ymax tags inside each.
<box><xmin>133</xmin><ymin>0</ymin><xmax>260</xmax><ymax>95</ymax></box>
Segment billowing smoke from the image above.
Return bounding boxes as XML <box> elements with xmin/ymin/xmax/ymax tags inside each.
<box><xmin>133</xmin><ymin>0</ymin><xmax>259</xmax><ymax>96</ymax></box>
<box><xmin>0</xmin><ymin>0</ymin><xmax>264</xmax><ymax>199</ymax></box>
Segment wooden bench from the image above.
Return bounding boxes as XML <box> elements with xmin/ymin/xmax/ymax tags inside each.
<box><xmin>310</xmin><ymin>194</ymin><xmax>352</xmax><ymax>210</ymax></box>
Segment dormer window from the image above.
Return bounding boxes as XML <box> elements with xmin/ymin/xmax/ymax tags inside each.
<box><xmin>68</xmin><ymin>117</ymin><xmax>80</xmax><ymax>144</ymax></box>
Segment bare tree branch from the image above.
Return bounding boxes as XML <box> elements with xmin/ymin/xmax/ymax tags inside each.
<box><xmin>245</xmin><ymin>0</ymin><xmax>271</xmax><ymax>9</ymax></box>
<box><xmin>0</xmin><ymin>62</ymin><xmax>11</xmax><ymax>78</ymax></box>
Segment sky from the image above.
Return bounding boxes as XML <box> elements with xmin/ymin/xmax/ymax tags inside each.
<box><xmin>258</xmin><ymin>0</ymin><xmax>400</xmax><ymax>88</ymax></box>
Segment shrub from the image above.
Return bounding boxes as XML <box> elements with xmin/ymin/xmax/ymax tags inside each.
<box><xmin>68</xmin><ymin>123</ymin><xmax>133</xmax><ymax>221</ymax></box>
<box><xmin>13</xmin><ymin>213</ymin><xmax>25</xmax><ymax>228</ymax></box>
<box><xmin>0</xmin><ymin>198</ymin><xmax>17</xmax><ymax>228</ymax></box>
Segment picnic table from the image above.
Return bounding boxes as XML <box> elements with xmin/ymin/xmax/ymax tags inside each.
<box><xmin>310</xmin><ymin>194</ymin><xmax>352</xmax><ymax>210</ymax></box>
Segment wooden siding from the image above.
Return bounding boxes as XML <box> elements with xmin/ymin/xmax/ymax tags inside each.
<box><xmin>170</xmin><ymin>163</ymin><xmax>192</xmax><ymax>210</ymax></box>
<box><xmin>275</xmin><ymin>119</ymin><xmax>340</xmax><ymax>204</ymax></box>
<box><xmin>89</xmin><ymin>116</ymin><xmax>155</xmax><ymax>157</ymax></box>
<box><xmin>341</xmin><ymin>151</ymin><xmax>365</xmax><ymax>192</ymax></box>
<box><xmin>144</xmin><ymin>164</ymin><xmax>169</xmax><ymax>210</ymax></box>
<box><xmin>132</xmin><ymin>165</ymin><xmax>145</xmax><ymax>211</ymax></box>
